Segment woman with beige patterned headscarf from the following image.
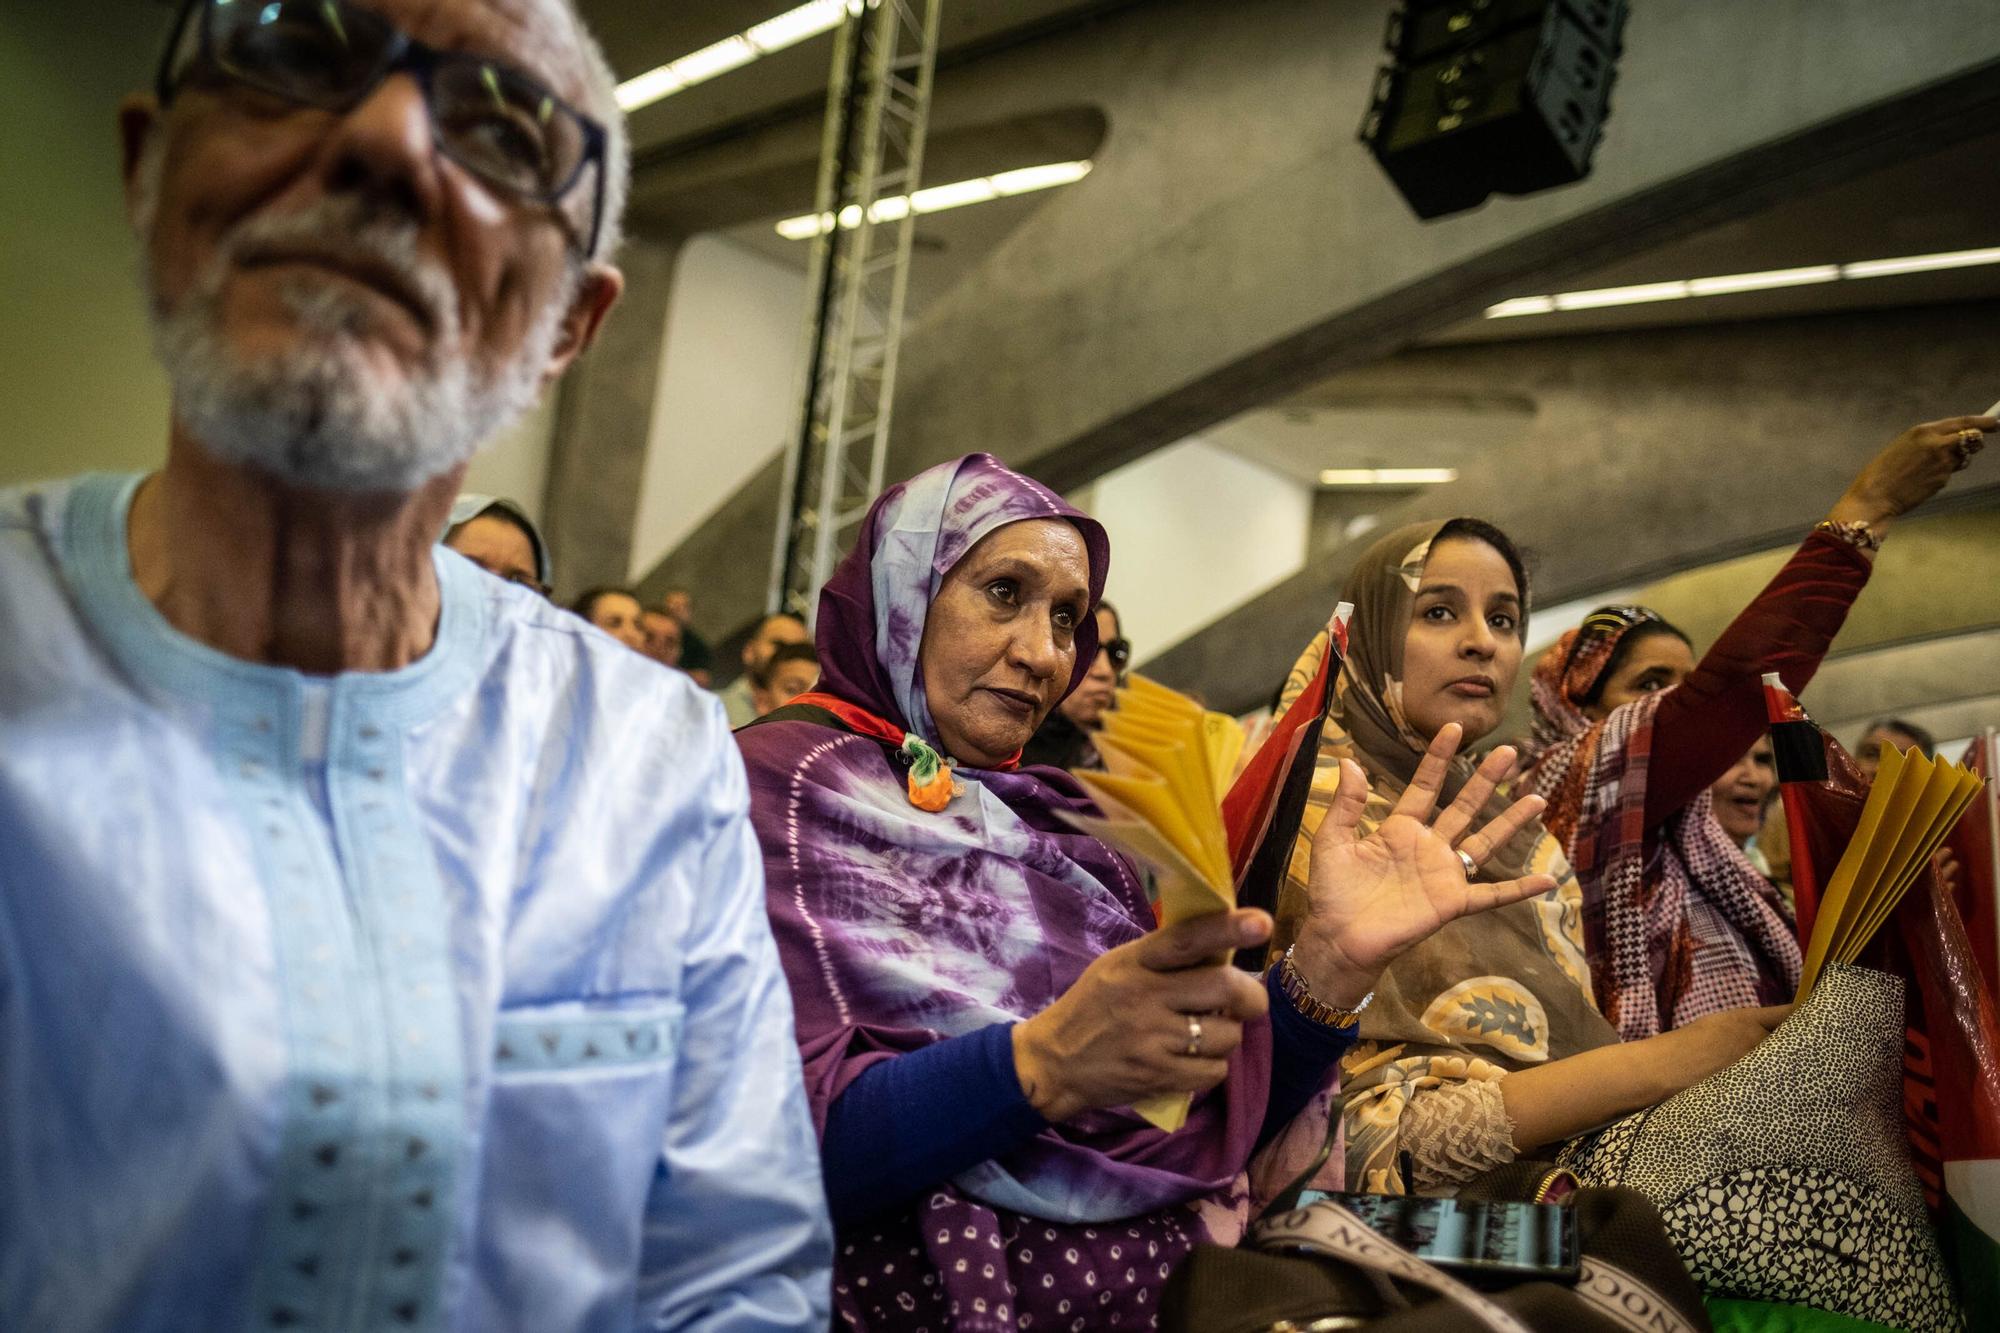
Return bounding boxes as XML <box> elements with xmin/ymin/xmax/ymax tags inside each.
<box><xmin>1278</xmin><ymin>518</ymin><xmax>1786</xmax><ymax>1195</ymax></box>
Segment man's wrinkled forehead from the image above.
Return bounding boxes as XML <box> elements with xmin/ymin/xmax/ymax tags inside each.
<box><xmin>373</xmin><ymin>0</ymin><xmax>594</xmax><ymax>102</ymax></box>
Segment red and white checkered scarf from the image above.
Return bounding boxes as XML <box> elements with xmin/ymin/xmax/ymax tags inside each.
<box><xmin>1524</xmin><ymin>610</ymin><xmax>1800</xmax><ymax>1040</ymax></box>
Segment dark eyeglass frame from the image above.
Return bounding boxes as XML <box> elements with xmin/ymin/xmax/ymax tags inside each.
<box><xmin>154</xmin><ymin>0</ymin><xmax>609</xmax><ymax>259</ymax></box>
<box><xmin>1103</xmin><ymin>636</ymin><xmax>1132</xmax><ymax>673</ymax></box>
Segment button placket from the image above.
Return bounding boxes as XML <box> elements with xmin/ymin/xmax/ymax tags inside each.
<box><xmin>225</xmin><ymin>694</ymin><xmax>364</xmax><ymax>1331</ymax></box>
<box><xmin>334</xmin><ymin>708</ymin><xmax>461</xmax><ymax>1332</ymax></box>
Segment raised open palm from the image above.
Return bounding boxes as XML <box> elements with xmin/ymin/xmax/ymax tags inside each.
<box><xmin>1292</xmin><ymin>723</ymin><xmax>1556</xmax><ymax>1004</ymax></box>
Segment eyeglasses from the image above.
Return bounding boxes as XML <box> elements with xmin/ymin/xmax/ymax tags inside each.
<box><xmin>156</xmin><ymin>0</ymin><xmax>609</xmax><ymax>257</ymax></box>
<box><xmin>1103</xmin><ymin>637</ymin><xmax>1132</xmax><ymax>673</ymax></box>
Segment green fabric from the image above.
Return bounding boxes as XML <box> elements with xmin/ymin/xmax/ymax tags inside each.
<box><xmin>1705</xmin><ymin>1297</ymin><xmax>1902</xmax><ymax>1333</ymax></box>
<box><xmin>1945</xmin><ymin>1192</ymin><xmax>2000</xmax><ymax>1328</ymax></box>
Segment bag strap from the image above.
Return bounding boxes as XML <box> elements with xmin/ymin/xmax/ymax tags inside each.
<box><xmin>1253</xmin><ymin>1204</ymin><xmax>1535</xmax><ymax>1333</ymax></box>
<box><xmin>1570</xmin><ymin>1256</ymin><xmax>1704</xmax><ymax>1333</ymax></box>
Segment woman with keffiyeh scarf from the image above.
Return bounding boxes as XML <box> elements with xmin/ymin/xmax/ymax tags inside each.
<box><xmin>1519</xmin><ymin>413</ymin><xmax>1991</xmax><ymax>1039</ymax></box>
<box><xmin>734</xmin><ymin>453</ymin><xmax>1559</xmax><ymax>1331</ymax></box>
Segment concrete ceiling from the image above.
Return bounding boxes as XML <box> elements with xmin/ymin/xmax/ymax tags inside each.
<box><xmin>1429</xmin><ymin>124</ymin><xmax>2000</xmax><ymax>345</ymax></box>
<box><xmin>1198</xmin><ymin>391</ymin><xmax>1537</xmax><ymax>488</ymax></box>
<box><xmin>578</xmin><ymin>0</ymin><xmax>1135</xmax><ymax>161</ymax></box>
<box><xmin>1199</xmin><ymin>125</ymin><xmax>2000</xmax><ymax>489</ymax></box>
<box><xmin>709</xmin><ymin>105</ymin><xmax>1107</xmax><ymax>313</ymax></box>
<box><xmin>588</xmin><ymin>0</ymin><xmax>2000</xmax><ymax>491</ymax></box>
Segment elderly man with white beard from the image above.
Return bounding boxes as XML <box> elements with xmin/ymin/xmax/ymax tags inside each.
<box><xmin>0</xmin><ymin>2</ymin><xmax>831</xmax><ymax>1329</ymax></box>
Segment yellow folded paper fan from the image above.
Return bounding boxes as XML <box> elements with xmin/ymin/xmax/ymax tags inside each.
<box><xmin>1060</xmin><ymin>674</ymin><xmax>1244</xmax><ymax>1131</ymax></box>
<box><xmin>1795</xmin><ymin>740</ymin><xmax>1986</xmax><ymax>1001</ymax></box>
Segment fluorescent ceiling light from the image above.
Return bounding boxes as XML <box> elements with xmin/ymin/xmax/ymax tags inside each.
<box><xmin>775</xmin><ymin>212</ymin><xmax>832</xmax><ymax>240</ymax></box>
<box><xmin>1318</xmin><ymin>467</ymin><xmax>1460</xmax><ymax>487</ymax></box>
<box><xmin>1685</xmin><ymin>264</ymin><xmax>1839</xmax><ymax>296</ymax></box>
<box><xmin>1485</xmin><ymin>296</ymin><xmax>1557</xmax><ymax>319</ymax></box>
<box><xmin>1486</xmin><ymin>247</ymin><xmax>2000</xmax><ymax>319</ymax></box>
<box><xmin>668</xmin><ymin>35</ymin><xmax>756</xmax><ymax>85</ymax></box>
<box><xmin>745</xmin><ymin>0</ymin><xmax>853</xmax><ymax>54</ymax></box>
<box><xmin>775</xmin><ymin>160</ymin><xmax>1093</xmax><ymax>239</ymax></box>
<box><xmin>989</xmin><ymin>161</ymin><xmax>1093</xmax><ymax>195</ymax></box>
<box><xmin>909</xmin><ymin>178</ymin><xmax>999</xmax><ymax>212</ymax></box>
<box><xmin>616</xmin><ymin>0</ymin><xmax>857</xmax><ymax>113</ymax></box>
<box><xmin>1840</xmin><ymin>246</ymin><xmax>2000</xmax><ymax>279</ymax></box>
<box><xmin>615</xmin><ymin>65</ymin><xmax>685</xmax><ymax>110</ymax></box>
<box><xmin>1553</xmin><ymin>281</ymin><xmax>1689</xmax><ymax>311</ymax></box>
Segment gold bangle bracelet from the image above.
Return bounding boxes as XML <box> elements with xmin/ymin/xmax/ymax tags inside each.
<box><xmin>1274</xmin><ymin>944</ymin><xmax>1372</xmax><ymax>1031</ymax></box>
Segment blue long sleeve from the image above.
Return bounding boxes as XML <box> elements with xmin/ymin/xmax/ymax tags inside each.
<box><xmin>1259</xmin><ymin>965</ymin><xmax>1358</xmax><ymax>1145</ymax></box>
<box><xmin>821</xmin><ymin>1023</ymin><xmax>1048</xmax><ymax>1226</ymax></box>
<box><xmin>823</xmin><ymin>974</ymin><xmax>1354</xmax><ymax>1226</ymax></box>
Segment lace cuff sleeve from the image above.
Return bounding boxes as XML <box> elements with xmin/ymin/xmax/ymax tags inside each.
<box><xmin>1400</xmin><ymin>1077</ymin><xmax>1518</xmax><ymax>1195</ymax></box>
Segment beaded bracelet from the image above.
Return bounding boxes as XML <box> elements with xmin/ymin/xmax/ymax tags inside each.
<box><xmin>1813</xmin><ymin>518</ymin><xmax>1882</xmax><ymax>552</ymax></box>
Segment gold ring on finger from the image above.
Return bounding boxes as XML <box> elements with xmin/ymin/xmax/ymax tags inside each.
<box><xmin>1182</xmin><ymin>1013</ymin><xmax>1204</xmax><ymax>1058</ymax></box>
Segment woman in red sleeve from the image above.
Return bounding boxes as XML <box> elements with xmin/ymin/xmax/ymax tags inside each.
<box><xmin>1521</xmin><ymin>415</ymin><xmax>1990</xmax><ymax>1040</ymax></box>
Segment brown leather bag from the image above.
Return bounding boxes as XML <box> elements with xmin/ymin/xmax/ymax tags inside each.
<box><xmin>1162</xmin><ymin>1170</ymin><xmax>1710</xmax><ymax>1333</ymax></box>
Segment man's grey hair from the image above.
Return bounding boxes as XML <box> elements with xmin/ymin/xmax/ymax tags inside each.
<box><xmin>548</xmin><ymin>0</ymin><xmax>630</xmax><ymax>262</ymax></box>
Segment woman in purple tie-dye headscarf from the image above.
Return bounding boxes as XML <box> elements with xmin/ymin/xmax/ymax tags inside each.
<box><xmin>735</xmin><ymin>453</ymin><xmax>1560</xmax><ymax>1331</ymax></box>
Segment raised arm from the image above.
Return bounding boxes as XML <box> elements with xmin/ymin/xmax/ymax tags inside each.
<box><xmin>1643</xmin><ymin>416</ymin><xmax>1991</xmax><ymax>827</ymax></box>
<box><xmin>1641</xmin><ymin>531</ymin><xmax>1870</xmax><ymax>825</ymax></box>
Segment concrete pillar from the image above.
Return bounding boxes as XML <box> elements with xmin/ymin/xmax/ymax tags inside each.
<box><xmin>540</xmin><ymin>231</ymin><xmax>682</xmax><ymax>600</ymax></box>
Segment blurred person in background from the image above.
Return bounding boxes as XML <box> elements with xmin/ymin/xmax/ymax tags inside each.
<box><xmin>572</xmin><ymin>585</ymin><xmax>646</xmax><ymax>653</ymax></box>
<box><xmin>0</xmin><ymin>0</ymin><xmax>830</xmax><ymax>1325</ymax></box>
<box><xmin>1856</xmin><ymin>716</ymin><xmax>1937</xmax><ymax>781</ymax></box>
<box><xmin>753</xmin><ymin>642</ymin><xmax>820</xmax><ymax>716</ymax></box>
<box><xmin>662</xmin><ymin>586</ymin><xmax>714</xmax><ymax>686</ymax></box>
<box><xmin>721</xmin><ymin>611</ymin><xmax>810</xmax><ymax>727</ymax></box>
<box><xmin>443</xmin><ymin>493</ymin><xmax>549</xmax><ymax>595</ymax></box>
<box><xmin>1021</xmin><ymin>599</ymin><xmax>1127</xmax><ymax>771</ymax></box>
<box><xmin>1853</xmin><ymin>717</ymin><xmax>1958</xmax><ymax>896</ymax></box>
<box><xmin>642</xmin><ymin>605</ymin><xmax>684</xmax><ymax>668</ymax></box>
<box><xmin>1710</xmin><ymin>736</ymin><xmax>1778</xmax><ymax>851</ymax></box>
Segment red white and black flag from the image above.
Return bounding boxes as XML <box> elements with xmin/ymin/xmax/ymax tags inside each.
<box><xmin>1223</xmin><ymin>603</ymin><xmax>1352</xmax><ymax>972</ymax></box>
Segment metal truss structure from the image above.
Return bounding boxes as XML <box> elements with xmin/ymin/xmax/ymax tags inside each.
<box><xmin>767</xmin><ymin>0</ymin><xmax>943</xmax><ymax>620</ymax></box>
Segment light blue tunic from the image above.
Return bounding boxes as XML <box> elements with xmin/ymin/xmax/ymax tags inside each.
<box><xmin>0</xmin><ymin>475</ymin><xmax>833</xmax><ymax>1332</ymax></box>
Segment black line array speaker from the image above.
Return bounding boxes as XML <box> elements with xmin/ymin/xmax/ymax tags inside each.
<box><xmin>1360</xmin><ymin>0</ymin><xmax>1628</xmax><ymax>219</ymax></box>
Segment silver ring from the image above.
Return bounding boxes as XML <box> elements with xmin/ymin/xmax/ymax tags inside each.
<box><xmin>1183</xmin><ymin>1013</ymin><xmax>1204</xmax><ymax>1058</ymax></box>
<box><xmin>1457</xmin><ymin>848</ymin><xmax>1479</xmax><ymax>878</ymax></box>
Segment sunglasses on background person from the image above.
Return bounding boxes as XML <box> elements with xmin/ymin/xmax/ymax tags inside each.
<box><xmin>155</xmin><ymin>0</ymin><xmax>609</xmax><ymax>257</ymax></box>
<box><xmin>1103</xmin><ymin>637</ymin><xmax>1131</xmax><ymax>674</ymax></box>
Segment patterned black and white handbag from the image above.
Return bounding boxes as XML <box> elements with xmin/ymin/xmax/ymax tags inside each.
<box><xmin>1558</xmin><ymin>963</ymin><xmax>1962</xmax><ymax>1332</ymax></box>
